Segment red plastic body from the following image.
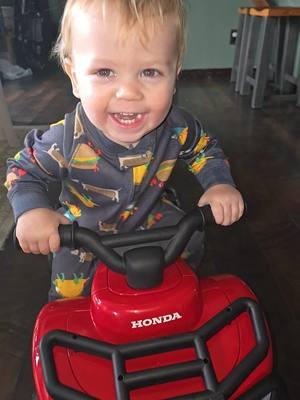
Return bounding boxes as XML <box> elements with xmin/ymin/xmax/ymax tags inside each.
<box><xmin>32</xmin><ymin>259</ymin><xmax>273</xmax><ymax>399</ymax></box>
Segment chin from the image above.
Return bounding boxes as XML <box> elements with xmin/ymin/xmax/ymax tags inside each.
<box><xmin>111</xmin><ymin>131</ymin><xmax>148</xmax><ymax>146</ymax></box>
<box><xmin>116</xmin><ymin>137</ymin><xmax>142</xmax><ymax>147</ymax></box>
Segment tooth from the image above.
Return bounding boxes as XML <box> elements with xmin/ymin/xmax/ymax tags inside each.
<box><xmin>112</xmin><ymin>112</ymin><xmax>142</xmax><ymax>125</ymax></box>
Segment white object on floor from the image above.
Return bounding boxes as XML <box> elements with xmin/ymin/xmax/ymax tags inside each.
<box><xmin>0</xmin><ymin>58</ymin><xmax>32</xmax><ymax>80</ymax></box>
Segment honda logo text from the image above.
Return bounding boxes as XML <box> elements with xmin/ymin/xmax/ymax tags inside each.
<box><xmin>131</xmin><ymin>312</ymin><xmax>182</xmax><ymax>329</ymax></box>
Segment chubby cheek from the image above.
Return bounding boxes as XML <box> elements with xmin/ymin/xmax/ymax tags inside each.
<box><xmin>85</xmin><ymin>106</ymin><xmax>107</xmax><ymax>129</ymax></box>
<box><xmin>75</xmin><ymin>75</ymin><xmax>95</xmax><ymax>98</ymax></box>
<box><xmin>79</xmin><ymin>86</ymin><xmax>109</xmax><ymax>122</ymax></box>
<box><xmin>148</xmin><ymin>87</ymin><xmax>174</xmax><ymax>121</ymax></box>
<box><xmin>78</xmin><ymin>100</ymin><xmax>106</xmax><ymax>133</ymax></box>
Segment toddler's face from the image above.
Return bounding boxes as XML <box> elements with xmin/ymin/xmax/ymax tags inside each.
<box><xmin>65</xmin><ymin>7</ymin><xmax>180</xmax><ymax>147</ymax></box>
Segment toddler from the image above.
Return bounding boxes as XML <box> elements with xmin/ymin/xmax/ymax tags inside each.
<box><xmin>5</xmin><ymin>0</ymin><xmax>244</xmax><ymax>300</ymax></box>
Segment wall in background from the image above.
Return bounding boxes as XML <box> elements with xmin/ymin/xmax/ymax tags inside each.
<box><xmin>184</xmin><ymin>0</ymin><xmax>300</xmax><ymax>78</ymax></box>
<box><xmin>272</xmin><ymin>0</ymin><xmax>300</xmax><ymax>4</ymax></box>
<box><xmin>183</xmin><ymin>0</ymin><xmax>252</xmax><ymax>69</ymax></box>
<box><xmin>0</xmin><ymin>0</ymin><xmax>299</xmax><ymax>76</ymax></box>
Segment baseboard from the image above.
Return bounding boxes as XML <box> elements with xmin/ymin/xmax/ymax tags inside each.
<box><xmin>179</xmin><ymin>68</ymin><xmax>231</xmax><ymax>79</ymax></box>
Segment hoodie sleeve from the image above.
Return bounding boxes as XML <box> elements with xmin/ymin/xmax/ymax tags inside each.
<box><xmin>5</xmin><ymin>123</ymin><xmax>65</xmax><ymax>220</ymax></box>
<box><xmin>174</xmin><ymin>108</ymin><xmax>236</xmax><ymax>190</ymax></box>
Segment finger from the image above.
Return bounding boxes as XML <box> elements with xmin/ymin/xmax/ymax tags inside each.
<box><xmin>49</xmin><ymin>232</ymin><xmax>60</xmax><ymax>253</ymax></box>
<box><xmin>231</xmin><ymin>199</ymin><xmax>244</xmax><ymax>223</ymax></box>
<box><xmin>16</xmin><ymin>232</ymin><xmax>29</xmax><ymax>253</ymax></box>
<box><xmin>211</xmin><ymin>202</ymin><xmax>224</xmax><ymax>225</ymax></box>
<box><xmin>230</xmin><ymin>201</ymin><xmax>240</xmax><ymax>223</ymax></box>
<box><xmin>38</xmin><ymin>239</ymin><xmax>51</xmax><ymax>255</ymax></box>
<box><xmin>222</xmin><ymin>203</ymin><xmax>232</xmax><ymax>226</ymax></box>
<box><xmin>29</xmin><ymin>243</ymin><xmax>41</xmax><ymax>255</ymax></box>
<box><xmin>19</xmin><ymin>240</ymin><xmax>31</xmax><ymax>254</ymax></box>
<box><xmin>197</xmin><ymin>197</ymin><xmax>206</xmax><ymax>207</ymax></box>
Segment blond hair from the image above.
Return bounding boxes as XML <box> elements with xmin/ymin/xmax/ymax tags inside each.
<box><xmin>52</xmin><ymin>0</ymin><xmax>186</xmax><ymax>70</ymax></box>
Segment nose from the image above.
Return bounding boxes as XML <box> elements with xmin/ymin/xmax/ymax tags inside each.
<box><xmin>115</xmin><ymin>79</ymin><xmax>143</xmax><ymax>101</ymax></box>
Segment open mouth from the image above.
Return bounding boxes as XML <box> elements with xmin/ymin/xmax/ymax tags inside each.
<box><xmin>111</xmin><ymin>112</ymin><xmax>144</xmax><ymax>126</ymax></box>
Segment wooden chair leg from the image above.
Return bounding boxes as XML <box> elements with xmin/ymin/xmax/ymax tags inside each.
<box><xmin>251</xmin><ymin>17</ymin><xmax>276</xmax><ymax>108</ymax></box>
<box><xmin>239</xmin><ymin>16</ymin><xmax>260</xmax><ymax>96</ymax></box>
<box><xmin>279</xmin><ymin>17</ymin><xmax>300</xmax><ymax>94</ymax></box>
<box><xmin>235</xmin><ymin>14</ymin><xmax>252</xmax><ymax>93</ymax></box>
<box><xmin>230</xmin><ymin>13</ymin><xmax>245</xmax><ymax>84</ymax></box>
<box><xmin>271</xmin><ymin>18</ymin><xmax>285</xmax><ymax>90</ymax></box>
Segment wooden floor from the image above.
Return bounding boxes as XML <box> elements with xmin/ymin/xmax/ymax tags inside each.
<box><xmin>1</xmin><ymin>68</ymin><xmax>299</xmax><ymax>399</ymax></box>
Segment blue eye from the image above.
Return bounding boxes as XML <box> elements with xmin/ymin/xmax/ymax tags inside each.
<box><xmin>96</xmin><ymin>69</ymin><xmax>114</xmax><ymax>78</ymax></box>
<box><xmin>142</xmin><ymin>69</ymin><xmax>160</xmax><ymax>78</ymax></box>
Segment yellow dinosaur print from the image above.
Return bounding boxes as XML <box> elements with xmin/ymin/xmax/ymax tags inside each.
<box><xmin>63</xmin><ymin>202</ymin><xmax>82</xmax><ymax>222</ymax></box>
<box><xmin>120</xmin><ymin>203</ymin><xmax>137</xmax><ymax>222</ymax></box>
<box><xmin>189</xmin><ymin>155</ymin><xmax>213</xmax><ymax>175</ymax></box>
<box><xmin>132</xmin><ymin>163</ymin><xmax>148</xmax><ymax>185</ymax></box>
<box><xmin>50</xmin><ymin>119</ymin><xmax>65</xmax><ymax>127</ymax></box>
<box><xmin>53</xmin><ymin>273</ymin><xmax>89</xmax><ymax>298</ymax></box>
<box><xmin>178</xmin><ymin>127</ymin><xmax>188</xmax><ymax>144</ymax></box>
<box><xmin>14</xmin><ymin>151</ymin><xmax>21</xmax><ymax>161</ymax></box>
<box><xmin>172</xmin><ymin>127</ymin><xmax>188</xmax><ymax>145</ymax></box>
<box><xmin>66</xmin><ymin>183</ymin><xmax>98</xmax><ymax>208</ymax></box>
<box><xmin>193</xmin><ymin>134</ymin><xmax>210</xmax><ymax>155</ymax></box>
<box><xmin>156</xmin><ymin>160</ymin><xmax>176</xmax><ymax>182</ymax></box>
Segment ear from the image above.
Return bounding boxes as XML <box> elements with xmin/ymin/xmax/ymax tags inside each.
<box><xmin>64</xmin><ymin>58</ymin><xmax>80</xmax><ymax>98</ymax></box>
<box><xmin>173</xmin><ymin>65</ymin><xmax>182</xmax><ymax>94</ymax></box>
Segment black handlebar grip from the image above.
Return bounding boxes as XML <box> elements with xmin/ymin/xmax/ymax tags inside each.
<box><xmin>199</xmin><ymin>204</ymin><xmax>215</xmax><ymax>226</ymax></box>
<box><xmin>58</xmin><ymin>223</ymin><xmax>77</xmax><ymax>248</ymax></box>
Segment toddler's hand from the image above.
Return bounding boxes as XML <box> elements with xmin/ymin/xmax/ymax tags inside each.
<box><xmin>198</xmin><ymin>184</ymin><xmax>244</xmax><ymax>226</ymax></box>
<box><xmin>16</xmin><ymin>208</ymin><xmax>71</xmax><ymax>255</ymax></box>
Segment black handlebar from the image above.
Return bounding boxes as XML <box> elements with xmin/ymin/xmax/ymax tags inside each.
<box><xmin>14</xmin><ymin>206</ymin><xmax>215</xmax><ymax>289</ymax></box>
<box><xmin>59</xmin><ymin>205</ymin><xmax>213</xmax><ymax>271</ymax></box>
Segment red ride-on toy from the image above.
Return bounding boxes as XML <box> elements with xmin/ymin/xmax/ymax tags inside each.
<box><xmin>28</xmin><ymin>206</ymin><xmax>282</xmax><ymax>400</ymax></box>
